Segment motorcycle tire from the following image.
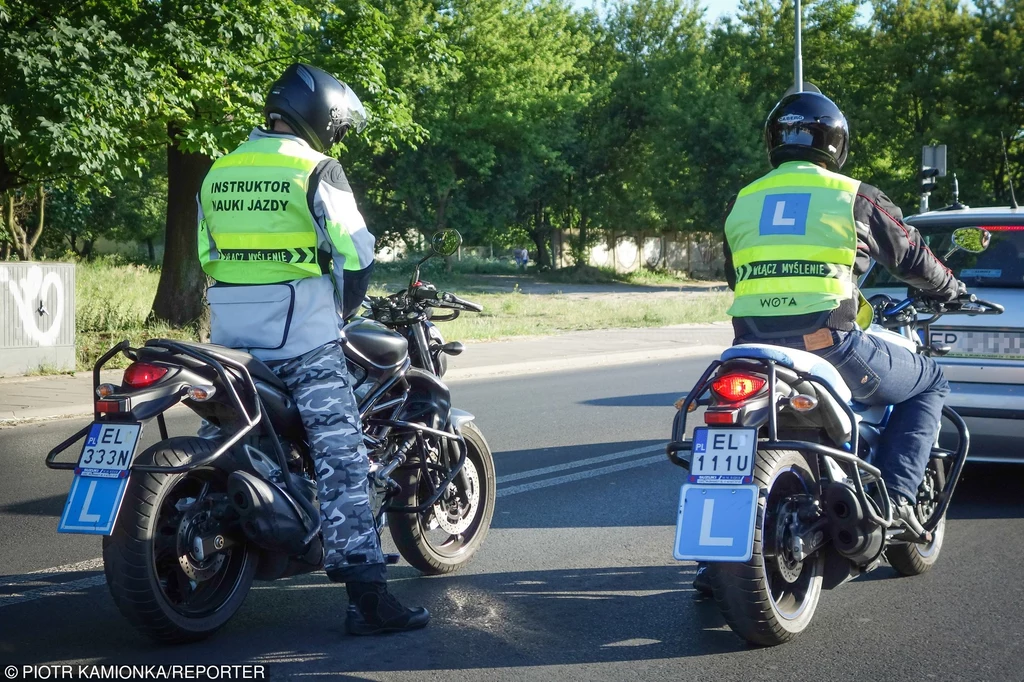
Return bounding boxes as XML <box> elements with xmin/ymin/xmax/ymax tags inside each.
<box><xmin>711</xmin><ymin>448</ymin><xmax>824</xmax><ymax>646</ymax></box>
<box><xmin>388</xmin><ymin>421</ymin><xmax>496</xmax><ymax>575</ymax></box>
<box><xmin>887</xmin><ymin>516</ymin><xmax>946</xmax><ymax>576</ymax></box>
<box><xmin>103</xmin><ymin>437</ymin><xmax>257</xmax><ymax>644</ymax></box>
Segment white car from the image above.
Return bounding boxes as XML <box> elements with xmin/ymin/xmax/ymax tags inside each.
<box><xmin>861</xmin><ymin>205</ymin><xmax>1024</xmax><ymax>463</ymax></box>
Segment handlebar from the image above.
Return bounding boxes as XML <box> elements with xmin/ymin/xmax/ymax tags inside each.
<box><xmin>874</xmin><ymin>292</ymin><xmax>1003</xmax><ymax>325</ymax></box>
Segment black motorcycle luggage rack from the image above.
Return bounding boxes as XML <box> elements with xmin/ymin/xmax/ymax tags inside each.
<box><xmin>45</xmin><ymin>338</ymin><xmax>322</xmax><ymax>544</ymax></box>
<box><xmin>666</xmin><ymin>357</ymin><xmax>970</xmax><ymax>533</ymax></box>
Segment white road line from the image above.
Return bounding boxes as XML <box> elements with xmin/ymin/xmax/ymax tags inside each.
<box><xmin>0</xmin><ymin>575</ymin><xmax>106</xmax><ymax>608</ymax></box>
<box><xmin>0</xmin><ymin>558</ymin><xmax>103</xmax><ymax>588</ymax></box>
<box><xmin>497</xmin><ymin>454</ymin><xmax>667</xmax><ymax>498</ymax></box>
<box><xmin>495</xmin><ymin>444</ymin><xmax>664</xmax><ymax>484</ymax></box>
<box><xmin>0</xmin><ymin>444</ymin><xmax>672</xmax><ymax>607</ymax></box>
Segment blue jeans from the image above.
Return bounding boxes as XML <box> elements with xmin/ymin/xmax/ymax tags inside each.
<box><xmin>738</xmin><ymin>329</ymin><xmax>950</xmax><ymax>501</ymax></box>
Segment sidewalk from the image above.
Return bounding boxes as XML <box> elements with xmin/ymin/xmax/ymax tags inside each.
<box><xmin>0</xmin><ymin>323</ymin><xmax>732</xmax><ymax>423</ymax></box>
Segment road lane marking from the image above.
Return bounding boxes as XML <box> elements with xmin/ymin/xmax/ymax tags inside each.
<box><xmin>0</xmin><ymin>575</ymin><xmax>106</xmax><ymax>607</ymax></box>
<box><xmin>1</xmin><ymin>444</ymin><xmax>673</xmax><ymax>607</ymax></box>
<box><xmin>0</xmin><ymin>558</ymin><xmax>103</xmax><ymax>588</ymax></box>
<box><xmin>496</xmin><ymin>444</ymin><xmax>664</xmax><ymax>484</ymax></box>
<box><xmin>497</xmin><ymin>454</ymin><xmax>667</xmax><ymax>498</ymax></box>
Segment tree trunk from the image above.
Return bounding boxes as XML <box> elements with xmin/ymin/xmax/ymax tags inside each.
<box><xmin>151</xmin><ymin>130</ymin><xmax>212</xmax><ymax>326</ymax></box>
<box><xmin>146</xmin><ymin>237</ymin><xmax>156</xmax><ymax>262</ymax></box>
<box><xmin>20</xmin><ymin>185</ymin><xmax>45</xmax><ymax>260</ymax></box>
<box><xmin>527</xmin><ymin>203</ymin><xmax>552</xmax><ymax>269</ymax></box>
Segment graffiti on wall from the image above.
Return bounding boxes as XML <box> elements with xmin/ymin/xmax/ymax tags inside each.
<box><xmin>0</xmin><ymin>265</ymin><xmax>65</xmax><ymax>346</ymax></box>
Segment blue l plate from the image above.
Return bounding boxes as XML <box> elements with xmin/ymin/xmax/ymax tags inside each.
<box><xmin>58</xmin><ymin>475</ymin><xmax>130</xmax><ymax>535</ymax></box>
<box><xmin>673</xmin><ymin>484</ymin><xmax>759</xmax><ymax>562</ymax></box>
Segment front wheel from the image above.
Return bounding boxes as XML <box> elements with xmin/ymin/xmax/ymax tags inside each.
<box><xmin>887</xmin><ymin>459</ymin><xmax>948</xmax><ymax>576</ymax></box>
<box><xmin>387</xmin><ymin>421</ymin><xmax>496</xmax><ymax>574</ymax></box>
<box><xmin>710</xmin><ymin>449</ymin><xmax>824</xmax><ymax>646</ymax></box>
<box><xmin>103</xmin><ymin>438</ymin><xmax>257</xmax><ymax>644</ymax></box>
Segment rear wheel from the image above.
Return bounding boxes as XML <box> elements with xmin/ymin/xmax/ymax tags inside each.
<box><xmin>103</xmin><ymin>438</ymin><xmax>256</xmax><ymax>644</ymax></box>
<box><xmin>711</xmin><ymin>449</ymin><xmax>824</xmax><ymax>646</ymax></box>
<box><xmin>388</xmin><ymin>422</ymin><xmax>495</xmax><ymax>575</ymax></box>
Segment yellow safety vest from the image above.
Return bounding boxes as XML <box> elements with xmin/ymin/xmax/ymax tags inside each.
<box><xmin>726</xmin><ymin>162</ymin><xmax>872</xmax><ymax>328</ymax></box>
<box><xmin>198</xmin><ymin>136</ymin><xmax>328</xmax><ymax>284</ymax></box>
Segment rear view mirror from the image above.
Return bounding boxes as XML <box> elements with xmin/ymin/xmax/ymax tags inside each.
<box><xmin>948</xmin><ymin>227</ymin><xmax>991</xmax><ymax>256</ymax></box>
<box><xmin>431</xmin><ymin>229</ymin><xmax>463</xmax><ymax>257</ymax></box>
<box><xmin>943</xmin><ymin>227</ymin><xmax>991</xmax><ymax>260</ymax></box>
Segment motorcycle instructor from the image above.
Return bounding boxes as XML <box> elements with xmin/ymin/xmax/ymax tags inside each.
<box><xmin>695</xmin><ymin>91</ymin><xmax>963</xmax><ymax>593</ymax></box>
<box><xmin>195</xmin><ymin>63</ymin><xmax>429</xmax><ymax>634</ymax></box>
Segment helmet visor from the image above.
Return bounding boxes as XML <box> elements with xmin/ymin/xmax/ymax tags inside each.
<box><xmin>341</xmin><ymin>86</ymin><xmax>367</xmax><ymax>134</ymax></box>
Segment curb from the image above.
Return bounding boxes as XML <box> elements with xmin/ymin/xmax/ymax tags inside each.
<box><xmin>444</xmin><ymin>344</ymin><xmax>722</xmax><ymax>381</ymax></box>
<box><xmin>0</xmin><ymin>343</ymin><xmax>726</xmax><ymax>424</ymax></box>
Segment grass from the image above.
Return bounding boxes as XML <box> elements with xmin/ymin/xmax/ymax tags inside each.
<box><xmin>72</xmin><ymin>257</ymin><xmax>729</xmax><ymax>370</ymax></box>
<box><xmin>537</xmin><ymin>264</ymin><xmax>703</xmax><ymax>287</ymax></box>
<box><xmin>76</xmin><ymin>259</ymin><xmax>198</xmax><ymax>370</ymax></box>
<box><xmin>435</xmin><ymin>290</ymin><xmax>731</xmax><ymax>341</ymax></box>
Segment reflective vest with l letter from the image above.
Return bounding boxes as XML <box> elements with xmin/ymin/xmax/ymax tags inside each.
<box><xmin>725</xmin><ymin>161</ymin><xmax>872</xmax><ymax>329</ymax></box>
<box><xmin>198</xmin><ymin>136</ymin><xmax>329</xmax><ymax>284</ymax></box>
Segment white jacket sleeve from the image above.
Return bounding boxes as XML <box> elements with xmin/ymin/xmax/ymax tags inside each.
<box><xmin>311</xmin><ymin>161</ymin><xmax>375</xmax><ymax>274</ymax></box>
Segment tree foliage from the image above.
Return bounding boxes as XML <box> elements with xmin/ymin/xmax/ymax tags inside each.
<box><xmin>2</xmin><ymin>0</ymin><xmax>1021</xmax><ymax>292</ymax></box>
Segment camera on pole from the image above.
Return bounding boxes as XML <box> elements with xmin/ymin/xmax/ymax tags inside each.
<box><xmin>919</xmin><ymin>144</ymin><xmax>947</xmax><ymax>212</ymax></box>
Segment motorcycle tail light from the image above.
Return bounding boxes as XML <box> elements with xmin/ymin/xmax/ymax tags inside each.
<box><xmin>711</xmin><ymin>373</ymin><xmax>766</xmax><ymax>402</ymax></box>
<box><xmin>96</xmin><ymin>400</ymin><xmax>122</xmax><ymax>413</ymax></box>
<box><xmin>704</xmin><ymin>409</ymin><xmax>738</xmax><ymax>425</ymax></box>
<box><xmin>123</xmin><ymin>362</ymin><xmax>168</xmax><ymax>388</ymax></box>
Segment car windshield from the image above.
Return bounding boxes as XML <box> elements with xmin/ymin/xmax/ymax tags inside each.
<box><xmin>863</xmin><ymin>224</ymin><xmax>1024</xmax><ymax>289</ymax></box>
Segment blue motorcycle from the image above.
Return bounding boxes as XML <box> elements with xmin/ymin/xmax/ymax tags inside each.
<box><xmin>667</xmin><ymin>227</ymin><xmax>1001</xmax><ymax>645</ymax></box>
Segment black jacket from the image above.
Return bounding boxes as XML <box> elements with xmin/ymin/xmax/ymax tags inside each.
<box><xmin>723</xmin><ymin>181</ymin><xmax>959</xmax><ymax>338</ymax></box>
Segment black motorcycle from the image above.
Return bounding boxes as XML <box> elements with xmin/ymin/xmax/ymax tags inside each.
<box><xmin>47</xmin><ymin>229</ymin><xmax>495</xmax><ymax>643</ymax></box>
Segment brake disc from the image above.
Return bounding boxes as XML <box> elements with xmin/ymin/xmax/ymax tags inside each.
<box><xmin>432</xmin><ymin>458</ymin><xmax>480</xmax><ymax>535</ymax></box>
<box><xmin>176</xmin><ymin>501</ymin><xmax>225</xmax><ymax>582</ymax></box>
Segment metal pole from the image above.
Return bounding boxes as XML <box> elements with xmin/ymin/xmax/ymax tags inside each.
<box><xmin>794</xmin><ymin>0</ymin><xmax>803</xmax><ymax>93</ymax></box>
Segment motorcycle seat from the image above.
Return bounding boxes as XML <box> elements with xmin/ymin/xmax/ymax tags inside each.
<box><xmin>167</xmin><ymin>340</ymin><xmax>288</xmax><ymax>392</ymax></box>
<box><xmin>722</xmin><ymin>344</ymin><xmax>852</xmax><ymax>403</ymax></box>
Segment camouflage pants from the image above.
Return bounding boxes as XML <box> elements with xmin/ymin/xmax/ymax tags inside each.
<box><xmin>267</xmin><ymin>340</ymin><xmax>386</xmax><ymax>583</ymax></box>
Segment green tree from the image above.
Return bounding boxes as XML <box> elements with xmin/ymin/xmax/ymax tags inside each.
<box><xmin>0</xmin><ymin>4</ymin><xmax>160</xmax><ymax>259</ymax></box>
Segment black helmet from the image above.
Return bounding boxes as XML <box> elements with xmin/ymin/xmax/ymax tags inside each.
<box><xmin>765</xmin><ymin>92</ymin><xmax>849</xmax><ymax>171</ymax></box>
<box><xmin>264</xmin><ymin>63</ymin><xmax>367</xmax><ymax>153</ymax></box>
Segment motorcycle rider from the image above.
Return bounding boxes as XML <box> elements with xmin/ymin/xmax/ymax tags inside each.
<box><xmin>694</xmin><ymin>91</ymin><xmax>962</xmax><ymax>594</ymax></box>
<box><xmin>196</xmin><ymin>63</ymin><xmax>429</xmax><ymax>634</ymax></box>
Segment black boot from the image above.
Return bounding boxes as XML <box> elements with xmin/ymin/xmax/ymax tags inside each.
<box><xmin>345</xmin><ymin>581</ymin><xmax>430</xmax><ymax>635</ymax></box>
<box><xmin>692</xmin><ymin>563</ymin><xmax>713</xmax><ymax>596</ymax></box>
<box><xmin>890</xmin><ymin>495</ymin><xmax>932</xmax><ymax>543</ymax></box>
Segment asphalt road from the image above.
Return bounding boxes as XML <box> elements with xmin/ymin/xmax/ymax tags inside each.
<box><xmin>1</xmin><ymin>358</ymin><xmax>1022</xmax><ymax>681</ymax></box>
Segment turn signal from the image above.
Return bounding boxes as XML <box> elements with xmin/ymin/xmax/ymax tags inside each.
<box><xmin>711</xmin><ymin>373</ymin><xmax>766</xmax><ymax>402</ymax></box>
<box><xmin>790</xmin><ymin>394</ymin><xmax>818</xmax><ymax>412</ymax></box>
<box><xmin>95</xmin><ymin>383</ymin><xmax>117</xmax><ymax>398</ymax></box>
<box><xmin>186</xmin><ymin>385</ymin><xmax>216</xmax><ymax>402</ymax></box>
<box><xmin>123</xmin><ymin>362</ymin><xmax>168</xmax><ymax>388</ymax></box>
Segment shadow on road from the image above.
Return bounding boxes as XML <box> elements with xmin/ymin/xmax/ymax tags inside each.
<box><xmin>0</xmin><ymin>564</ymin><xmax>747</xmax><ymax>672</ymax></box>
<box><xmin>947</xmin><ymin>462</ymin><xmax>1024</xmax><ymax>520</ymax></box>
<box><xmin>0</xmin><ymin>493</ymin><xmax>66</xmax><ymax>518</ymax></box>
<box><xmin>581</xmin><ymin>392</ymin><xmax>683</xmax><ymax>408</ymax></box>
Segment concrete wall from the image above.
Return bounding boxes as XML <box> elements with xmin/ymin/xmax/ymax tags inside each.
<box><xmin>0</xmin><ymin>263</ymin><xmax>76</xmax><ymax>376</ymax></box>
<box><xmin>586</xmin><ymin>234</ymin><xmax>725</xmax><ymax>277</ymax></box>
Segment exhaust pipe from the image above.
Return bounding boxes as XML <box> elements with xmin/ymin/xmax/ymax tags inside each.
<box><xmin>228</xmin><ymin>470</ymin><xmax>312</xmax><ymax>555</ymax></box>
